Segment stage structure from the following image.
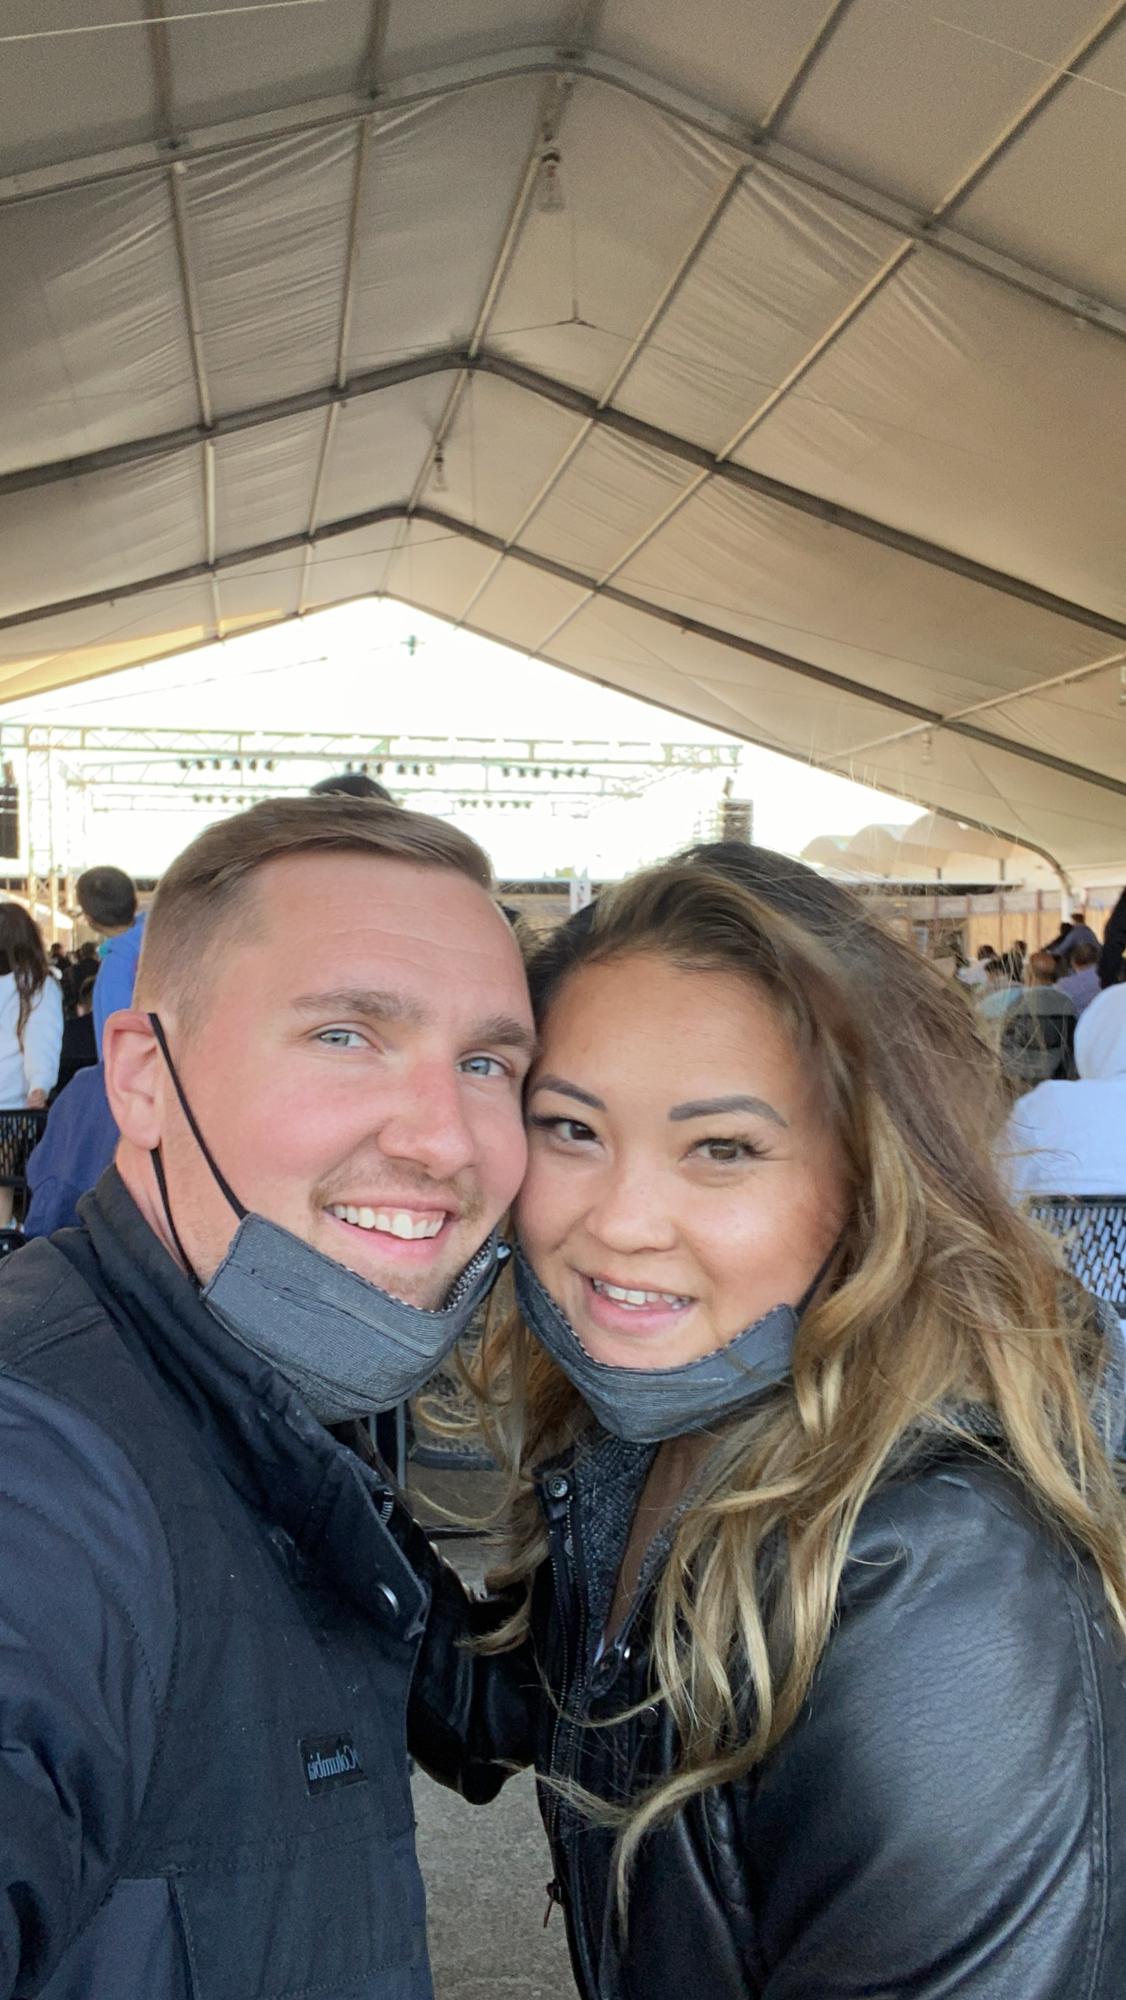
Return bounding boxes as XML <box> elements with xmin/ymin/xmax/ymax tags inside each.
<box><xmin>0</xmin><ymin>725</ymin><xmax>741</xmax><ymax>915</ymax></box>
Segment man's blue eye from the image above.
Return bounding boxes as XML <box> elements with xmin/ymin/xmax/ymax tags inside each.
<box><xmin>318</xmin><ymin>1028</ymin><xmax>365</xmax><ymax>1049</ymax></box>
<box><xmin>460</xmin><ymin>1055</ymin><xmax>507</xmax><ymax>1077</ymax></box>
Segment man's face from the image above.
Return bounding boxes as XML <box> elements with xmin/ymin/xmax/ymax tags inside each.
<box><xmin>149</xmin><ymin>852</ymin><xmax>533</xmax><ymax>1306</ymax></box>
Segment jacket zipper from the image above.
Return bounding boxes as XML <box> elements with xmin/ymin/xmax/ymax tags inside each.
<box><xmin>542</xmin><ymin>1478</ymin><xmax>589</xmax><ymax>1925</ymax></box>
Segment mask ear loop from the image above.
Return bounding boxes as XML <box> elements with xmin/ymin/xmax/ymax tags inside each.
<box><xmin>147</xmin><ymin>1013</ymin><xmax>248</xmax><ymax>1287</ymax></box>
<box><xmin>148</xmin><ymin>1013</ymin><xmax>247</xmax><ymax>1220</ymax></box>
<box><xmin>150</xmin><ymin>1142</ymin><xmax>203</xmax><ymax>1290</ymax></box>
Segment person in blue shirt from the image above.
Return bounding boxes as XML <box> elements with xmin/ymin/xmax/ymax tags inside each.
<box><xmin>75</xmin><ymin>866</ymin><xmax>146</xmax><ymax>1056</ymax></box>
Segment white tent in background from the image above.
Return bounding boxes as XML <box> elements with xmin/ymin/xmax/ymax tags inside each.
<box><xmin>804</xmin><ymin>813</ymin><xmax>1041</xmax><ymax>882</ymax></box>
<box><xmin>2</xmin><ymin>3</ymin><xmax>1126</xmax><ymax>888</ymax></box>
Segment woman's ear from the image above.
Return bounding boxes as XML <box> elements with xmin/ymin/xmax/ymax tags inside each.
<box><xmin>103</xmin><ymin>1010</ymin><xmax>164</xmax><ymax>1149</ymax></box>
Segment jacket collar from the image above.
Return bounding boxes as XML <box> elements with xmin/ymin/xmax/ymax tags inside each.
<box><xmin>60</xmin><ymin>1168</ymin><xmax>428</xmax><ymax>1634</ymax></box>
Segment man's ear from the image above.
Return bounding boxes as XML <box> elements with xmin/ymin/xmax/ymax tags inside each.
<box><xmin>103</xmin><ymin>1010</ymin><xmax>165</xmax><ymax>1149</ymax></box>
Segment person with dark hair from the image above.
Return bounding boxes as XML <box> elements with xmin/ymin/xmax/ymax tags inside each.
<box><xmin>310</xmin><ymin>769</ymin><xmax>395</xmax><ymax>804</ymax></box>
<box><xmin>1057</xmin><ymin>937</ymin><xmax>1102</xmax><ymax>1017</ymax></box>
<box><xmin>1046</xmin><ymin>909</ymin><xmax>1100</xmax><ymax>968</ymax></box>
<box><xmin>75</xmin><ymin>865</ymin><xmax>144</xmax><ymax>1055</ymax></box>
<box><xmin>53</xmin><ymin>973</ymin><xmax>98</xmax><ymax>1097</ymax></box>
<box><xmin>0</xmin><ymin>904</ymin><xmax>62</xmax><ymax>1115</ymax></box>
<box><xmin>1098</xmin><ymin>887</ymin><xmax>1126</xmax><ymax>988</ymax></box>
<box><xmin>446</xmin><ymin>840</ymin><xmax>1126</xmax><ymax>2000</ymax></box>
<box><xmin>1001</xmin><ymin>948</ymin><xmax>1078</xmax><ymax>1086</ymax></box>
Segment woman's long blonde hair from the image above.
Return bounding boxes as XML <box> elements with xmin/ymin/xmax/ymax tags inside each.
<box><xmin>465</xmin><ymin>848</ymin><xmax>1126</xmax><ymax>1882</ymax></box>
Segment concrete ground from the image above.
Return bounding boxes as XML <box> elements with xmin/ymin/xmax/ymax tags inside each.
<box><xmin>407</xmin><ymin>1459</ymin><xmax>578</xmax><ymax>2000</ymax></box>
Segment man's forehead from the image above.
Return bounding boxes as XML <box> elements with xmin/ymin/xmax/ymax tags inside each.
<box><xmin>238</xmin><ymin>850</ymin><xmax>529</xmax><ymax>1004</ymax></box>
<box><xmin>250</xmin><ymin>849</ymin><xmax>510</xmax><ymax>942</ymax></box>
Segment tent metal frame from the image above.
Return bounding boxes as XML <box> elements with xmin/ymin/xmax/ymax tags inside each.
<box><xmin>3</xmin><ymin>42</ymin><xmax>1124</xmax><ymax>344</ymax></box>
<box><xmin>5</xmin><ymin>347</ymin><xmax>1126</xmax><ymax>657</ymax></box>
<box><xmin>2</xmin><ymin>499</ymin><xmax>1122</xmax><ymax>813</ymax></box>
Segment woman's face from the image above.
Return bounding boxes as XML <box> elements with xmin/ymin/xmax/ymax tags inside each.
<box><xmin>517</xmin><ymin>953</ymin><xmax>849</xmax><ymax>1370</ymax></box>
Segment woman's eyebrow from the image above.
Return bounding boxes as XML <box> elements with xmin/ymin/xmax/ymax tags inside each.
<box><xmin>528</xmin><ymin>1074</ymin><xmax>606</xmax><ymax>1111</ymax></box>
<box><xmin>669</xmin><ymin>1094</ymin><xmax>788</xmax><ymax>1127</ymax></box>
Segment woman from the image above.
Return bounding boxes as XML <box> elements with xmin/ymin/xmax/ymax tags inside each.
<box><xmin>0</xmin><ymin>903</ymin><xmax>62</xmax><ymax>1114</ymax></box>
<box><xmin>0</xmin><ymin>904</ymin><xmax>63</xmax><ymax>1230</ymax></box>
<box><xmin>460</xmin><ymin>845</ymin><xmax>1126</xmax><ymax>1999</ymax></box>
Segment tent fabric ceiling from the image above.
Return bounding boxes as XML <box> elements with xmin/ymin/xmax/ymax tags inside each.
<box><xmin>2</xmin><ymin>2</ymin><xmax>1126</xmax><ymax>880</ymax></box>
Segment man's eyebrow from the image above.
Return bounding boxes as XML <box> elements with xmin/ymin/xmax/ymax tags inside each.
<box><xmin>468</xmin><ymin>1014</ymin><xmax>538</xmax><ymax>1058</ymax></box>
<box><xmin>290</xmin><ymin>989</ymin><xmax>427</xmax><ymax>1025</ymax></box>
<box><xmin>528</xmin><ymin>1074</ymin><xmax>606</xmax><ymax>1111</ymax></box>
<box><xmin>669</xmin><ymin>1094</ymin><xmax>789</xmax><ymax>1128</ymax></box>
<box><xmin>288</xmin><ymin>992</ymin><xmax>535</xmax><ymax>1056</ymax></box>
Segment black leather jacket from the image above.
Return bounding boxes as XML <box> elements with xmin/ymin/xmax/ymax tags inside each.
<box><xmin>416</xmin><ymin>1425</ymin><xmax>1126</xmax><ymax>2000</ymax></box>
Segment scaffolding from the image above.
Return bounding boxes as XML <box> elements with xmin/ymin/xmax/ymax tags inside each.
<box><xmin>0</xmin><ymin>724</ymin><xmax>742</xmax><ymax>904</ymax></box>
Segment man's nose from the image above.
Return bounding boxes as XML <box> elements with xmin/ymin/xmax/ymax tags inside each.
<box><xmin>374</xmin><ymin>1062</ymin><xmax>477</xmax><ymax>1182</ymax></box>
<box><xmin>583</xmin><ymin>1158</ymin><xmax>677</xmax><ymax>1255</ymax></box>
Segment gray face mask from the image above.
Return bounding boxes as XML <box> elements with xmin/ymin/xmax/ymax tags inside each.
<box><xmin>202</xmin><ymin>1214</ymin><xmax>502</xmax><ymax>1425</ymax></box>
<box><xmin>149</xmin><ymin>1016</ymin><xmax>505</xmax><ymax>1425</ymax></box>
<box><xmin>514</xmin><ymin>1249</ymin><xmax>811</xmax><ymax>1444</ymax></box>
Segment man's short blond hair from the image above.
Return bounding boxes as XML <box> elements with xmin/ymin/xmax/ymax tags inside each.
<box><xmin>136</xmin><ymin>795</ymin><xmax>495</xmax><ymax>1026</ymax></box>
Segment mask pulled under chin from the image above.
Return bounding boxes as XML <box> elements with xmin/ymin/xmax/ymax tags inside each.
<box><xmin>514</xmin><ymin>1249</ymin><xmax>804</xmax><ymax>1445</ymax></box>
<box><xmin>202</xmin><ymin>1210</ymin><xmax>505</xmax><ymax>1426</ymax></box>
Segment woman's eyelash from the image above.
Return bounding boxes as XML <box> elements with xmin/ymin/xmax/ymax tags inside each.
<box><xmin>528</xmin><ymin>1112</ymin><xmax>595</xmax><ymax>1140</ymax></box>
<box><xmin>692</xmin><ymin>1133</ymin><xmax>766</xmax><ymax>1161</ymax></box>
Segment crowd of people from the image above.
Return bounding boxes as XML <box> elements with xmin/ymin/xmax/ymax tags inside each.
<box><xmin>0</xmin><ymin>797</ymin><xmax>1123</xmax><ymax>2000</ymax></box>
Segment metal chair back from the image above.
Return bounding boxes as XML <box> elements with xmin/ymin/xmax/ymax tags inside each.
<box><xmin>1028</xmin><ymin>1196</ymin><xmax>1126</xmax><ymax>1316</ymax></box>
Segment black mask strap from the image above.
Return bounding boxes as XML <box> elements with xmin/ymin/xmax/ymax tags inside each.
<box><xmin>148</xmin><ymin>1011</ymin><xmax>248</xmax><ymax>1232</ymax></box>
<box><xmin>149</xmin><ymin>1140</ymin><xmax>203</xmax><ymax>1291</ymax></box>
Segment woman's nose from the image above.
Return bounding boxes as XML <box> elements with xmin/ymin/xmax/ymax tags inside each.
<box><xmin>582</xmin><ymin>1160</ymin><xmax>678</xmax><ymax>1254</ymax></box>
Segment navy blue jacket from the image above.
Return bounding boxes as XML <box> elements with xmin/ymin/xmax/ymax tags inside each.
<box><xmin>24</xmin><ymin>1062</ymin><xmax>117</xmax><ymax>1236</ymax></box>
<box><xmin>0</xmin><ymin>1171</ymin><xmax>530</xmax><ymax>1999</ymax></box>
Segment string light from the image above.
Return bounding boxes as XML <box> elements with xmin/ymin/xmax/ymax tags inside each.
<box><xmin>537</xmin><ymin>143</ymin><xmax>565</xmax><ymax>214</ymax></box>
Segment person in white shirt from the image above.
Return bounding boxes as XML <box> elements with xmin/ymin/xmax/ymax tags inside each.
<box><xmin>1001</xmin><ymin>984</ymin><xmax>1126</xmax><ymax>1196</ymax></box>
<box><xmin>0</xmin><ymin>903</ymin><xmax>63</xmax><ymax>1229</ymax></box>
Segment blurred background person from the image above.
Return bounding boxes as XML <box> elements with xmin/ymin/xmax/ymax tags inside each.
<box><xmin>1057</xmin><ymin>938</ymin><xmax>1102</xmax><ymax>1018</ymax></box>
<box><xmin>1000</xmin><ymin>949</ymin><xmax>1077</xmax><ymax>1088</ymax></box>
<box><xmin>53</xmin><ymin>973</ymin><xmax>98</xmax><ymax>1099</ymax></box>
<box><xmin>0</xmin><ymin>903</ymin><xmax>62</xmax><ymax>1227</ymax></box>
<box><xmin>75</xmin><ymin>865</ymin><xmax>145</xmax><ymax>1056</ymax></box>
<box><xmin>1002</xmin><ymin>984</ymin><xmax>1126</xmax><ymax>1199</ymax></box>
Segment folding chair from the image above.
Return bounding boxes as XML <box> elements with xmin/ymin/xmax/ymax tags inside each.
<box><xmin>0</xmin><ymin>1107</ymin><xmax>50</xmax><ymax>1255</ymax></box>
<box><xmin>1028</xmin><ymin>1196</ymin><xmax>1126</xmax><ymax>1319</ymax></box>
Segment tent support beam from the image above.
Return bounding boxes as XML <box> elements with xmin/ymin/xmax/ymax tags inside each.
<box><xmin>3</xmin><ymin>499</ymin><xmax>1125</xmax><ymax>809</ymax></box>
<box><xmin>379</xmin><ymin>67</ymin><xmax>577</xmax><ymax>598</ymax></box>
<box><xmin>5</xmin><ymin>344</ymin><xmax>1126</xmax><ymax>653</ymax></box>
<box><xmin>420</xmin><ymin>590</ymin><xmax>1076</xmax><ymax>898</ymax></box>
<box><xmin>297</xmin><ymin>110</ymin><xmax>375</xmax><ymax>616</ymax></box>
<box><xmin>458</xmin><ymin>0</ymin><xmax>859</xmax><ymax>631</ymax></box>
<box><xmin>3</xmin><ymin>47</ymin><xmax>1124</xmax><ymax>345</ymax></box>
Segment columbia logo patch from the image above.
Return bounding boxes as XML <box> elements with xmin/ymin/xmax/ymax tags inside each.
<box><xmin>300</xmin><ymin>1734</ymin><xmax>367</xmax><ymax>1797</ymax></box>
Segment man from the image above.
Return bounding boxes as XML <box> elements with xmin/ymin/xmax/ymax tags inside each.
<box><xmin>1000</xmin><ymin>948</ymin><xmax>1078</xmax><ymax>1086</ymax></box>
<box><xmin>75</xmin><ymin>862</ymin><xmax>146</xmax><ymax>1054</ymax></box>
<box><xmin>1056</xmin><ymin>937</ymin><xmax>1102</xmax><ymax>1017</ymax></box>
<box><xmin>1045</xmin><ymin>908</ymin><xmax>1099</xmax><ymax>969</ymax></box>
<box><xmin>0</xmin><ymin>795</ymin><xmax>535</xmax><ymax>1998</ymax></box>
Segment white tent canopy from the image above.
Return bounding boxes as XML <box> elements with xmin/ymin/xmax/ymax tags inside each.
<box><xmin>3</xmin><ymin>1</ymin><xmax>1126</xmax><ymax>882</ymax></box>
<box><xmin>803</xmin><ymin>811</ymin><xmax>1027</xmax><ymax>880</ymax></box>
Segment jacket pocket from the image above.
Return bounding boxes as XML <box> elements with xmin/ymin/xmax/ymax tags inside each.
<box><xmin>168</xmin><ymin>1823</ymin><xmax>431</xmax><ymax>2000</ymax></box>
<box><xmin>35</xmin><ymin>1876</ymin><xmax>196</xmax><ymax>2000</ymax></box>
